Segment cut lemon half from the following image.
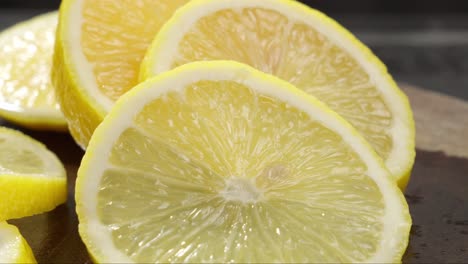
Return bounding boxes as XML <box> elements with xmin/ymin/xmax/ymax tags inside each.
<box><xmin>52</xmin><ymin>0</ymin><xmax>190</xmax><ymax>148</ymax></box>
<box><xmin>0</xmin><ymin>127</ymin><xmax>67</xmax><ymax>221</ymax></box>
<box><xmin>76</xmin><ymin>61</ymin><xmax>411</xmax><ymax>263</ymax></box>
<box><xmin>0</xmin><ymin>222</ymin><xmax>36</xmax><ymax>263</ymax></box>
<box><xmin>0</xmin><ymin>12</ymin><xmax>66</xmax><ymax>131</ymax></box>
<box><xmin>140</xmin><ymin>0</ymin><xmax>415</xmax><ymax>188</ymax></box>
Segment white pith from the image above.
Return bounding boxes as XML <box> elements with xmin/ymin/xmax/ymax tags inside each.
<box><xmin>64</xmin><ymin>0</ymin><xmax>114</xmax><ymax>113</ymax></box>
<box><xmin>77</xmin><ymin>61</ymin><xmax>410</xmax><ymax>263</ymax></box>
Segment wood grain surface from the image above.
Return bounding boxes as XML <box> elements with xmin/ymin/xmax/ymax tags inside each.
<box><xmin>402</xmin><ymin>84</ymin><xmax>468</xmax><ymax>158</ymax></box>
<box><xmin>3</xmin><ymin>84</ymin><xmax>468</xmax><ymax>263</ymax></box>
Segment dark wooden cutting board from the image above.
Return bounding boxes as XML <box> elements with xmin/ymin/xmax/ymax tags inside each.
<box><xmin>3</xmin><ymin>84</ymin><xmax>468</xmax><ymax>263</ymax></box>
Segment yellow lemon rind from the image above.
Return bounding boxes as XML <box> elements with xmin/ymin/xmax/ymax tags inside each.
<box><xmin>52</xmin><ymin>0</ymin><xmax>108</xmax><ymax>148</ymax></box>
<box><xmin>0</xmin><ymin>176</ymin><xmax>67</xmax><ymax>221</ymax></box>
<box><xmin>0</xmin><ymin>127</ymin><xmax>67</xmax><ymax>221</ymax></box>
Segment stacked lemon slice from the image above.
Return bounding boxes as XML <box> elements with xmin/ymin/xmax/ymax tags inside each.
<box><xmin>53</xmin><ymin>0</ymin><xmax>414</xmax><ymax>188</ymax></box>
<box><xmin>50</xmin><ymin>0</ymin><xmax>414</xmax><ymax>262</ymax></box>
<box><xmin>140</xmin><ymin>0</ymin><xmax>415</xmax><ymax>187</ymax></box>
<box><xmin>0</xmin><ymin>12</ymin><xmax>69</xmax><ymax>263</ymax></box>
<box><xmin>0</xmin><ymin>0</ymin><xmax>415</xmax><ymax>262</ymax></box>
<box><xmin>52</xmin><ymin>0</ymin><xmax>190</xmax><ymax>148</ymax></box>
<box><xmin>0</xmin><ymin>127</ymin><xmax>67</xmax><ymax>263</ymax></box>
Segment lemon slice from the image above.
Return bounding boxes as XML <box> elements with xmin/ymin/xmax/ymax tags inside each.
<box><xmin>140</xmin><ymin>0</ymin><xmax>415</xmax><ymax>188</ymax></box>
<box><xmin>0</xmin><ymin>222</ymin><xmax>36</xmax><ymax>263</ymax></box>
<box><xmin>0</xmin><ymin>127</ymin><xmax>67</xmax><ymax>221</ymax></box>
<box><xmin>0</xmin><ymin>12</ymin><xmax>66</xmax><ymax>131</ymax></box>
<box><xmin>76</xmin><ymin>61</ymin><xmax>411</xmax><ymax>263</ymax></box>
<box><xmin>52</xmin><ymin>0</ymin><xmax>190</xmax><ymax>148</ymax></box>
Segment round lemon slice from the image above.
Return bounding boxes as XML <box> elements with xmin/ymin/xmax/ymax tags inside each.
<box><xmin>0</xmin><ymin>222</ymin><xmax>36</xmax><ymax>263</ymax></box>
<box><xmin>0</xmin><ymin>12</ymin><xmax>66</xmax><ymax>131</ymax></box>
<box><xmin>0</xmin><ymin>127</ymin><xmax>67</xmax><ymax>221</ymax></box>
<box><xmin>140</xmin><ymin>0</ymin><xmax>415</xmax><ymax>188</ymax></box>
<box><xmin>76</xmin><ymin>61</ymin><xmax>410</xmax><ymax>263</ymax></box>
<box><xmin>52</xmin><ymin>0</ymin><xmax>190</xmax><ymax>148</ymax></box>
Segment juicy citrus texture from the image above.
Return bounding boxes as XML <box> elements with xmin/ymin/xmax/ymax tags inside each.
<box><xmin>53</xmin><ymin>0</ymin><xmax>189</xmax><ymax>148</ymax></box>
<box><xmin>0</xmin><ymin>12</ymin><xmax>66</xmax><ymax>130</ymax></box>
<box><xmin>82</xmin><ymin>0</ymin><xmax>190</xmax><ymax>101</ymax></box>
<box><xmin>141</xmin><ymin>0</ymin><xmax>415</xmax><ymax>188</ymax></box>
<box><xmin>0</xmin><ymin>127</ymin><xmax>67</xmax><ymax>221</ymax></box>
<box><xmin>0</xmin><ymin>222</ymin><xmax>36</xmax><ymax>263</ymax></box>
<box><xmin>76</xmin><ymin>62</ymin><xmax>410</xmax><ymax>263</ymax></box>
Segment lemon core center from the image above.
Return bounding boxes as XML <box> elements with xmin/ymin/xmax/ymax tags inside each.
<box><xmin>221</xmin><ymin>177</ymin><xmax>262</xmax><ymax>203</ymax></box>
